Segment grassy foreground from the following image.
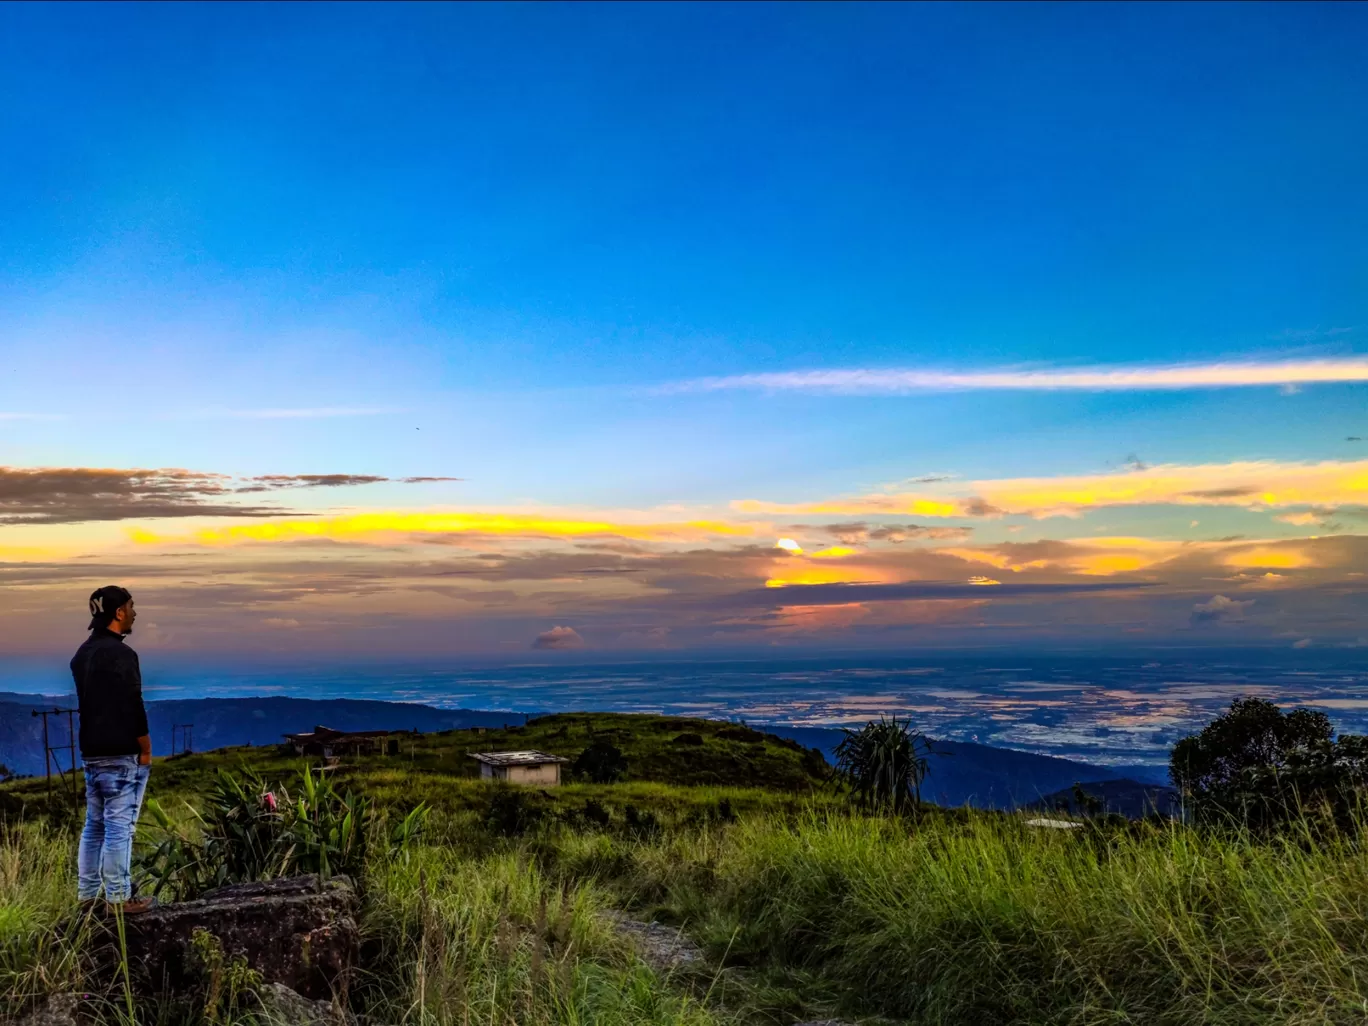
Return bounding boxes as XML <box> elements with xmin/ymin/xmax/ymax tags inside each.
<box><xmin>547</xmin><ymin>811</ymin><xmax>1368</xmax><ymax>1025</ymax></box>
<box><xmin>3</xmin><ymin>712</ymin><xmax>1368</xmax><ymax>1024</ymax></box>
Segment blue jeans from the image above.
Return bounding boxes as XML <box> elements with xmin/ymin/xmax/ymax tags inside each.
<box><xmin>78</xmin><ymin>756</ymin><xmax>150</xmax><ymax>902</ymax></box>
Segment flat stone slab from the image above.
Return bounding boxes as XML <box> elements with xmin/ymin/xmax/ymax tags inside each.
<box><xmin>107</xmin><ymin>875</ymin><xmax>359</xmax><ymax>1000</ymax></box>
<box><xmin>603</xmin><ymin>912</ymin><xmax>707</xmax><ymax>976</ymax></box>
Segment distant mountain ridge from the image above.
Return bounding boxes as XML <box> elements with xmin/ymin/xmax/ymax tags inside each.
<box><xmin>761</xmin><ymin>725</ymin><xmax>1169</xmax><ymax>809</ymax></box>
<box><xmin>1026</xmin><ymin>778</ymin><xmax>1183</xmax><ymax>819</ymax></box>
<box><xmin>0</xmin><ymin>693</ymin><xmax>1168</xmax><ymax>811</ymax></box>
<box><xmin>0</xmin><ymin>694</ymin><xmax>521</xmax><ymax>777</ymax></box>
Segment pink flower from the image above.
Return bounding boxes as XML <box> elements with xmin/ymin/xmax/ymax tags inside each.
<box><xmin>262</xmin><ymin>791</ymin><xmax>278</xmax><ymax>812</ymax></box>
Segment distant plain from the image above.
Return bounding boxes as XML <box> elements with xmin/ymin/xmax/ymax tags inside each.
<box><xmin>8</xmin><ymin>649</ymin><xmax>1365</xmax><ymax>768</ymax></box>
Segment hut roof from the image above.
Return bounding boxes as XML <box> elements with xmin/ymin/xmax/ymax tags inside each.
<box><xmin>468</xmin><ymin>750</ymin><xmax>569</xmax><ymax>766</ymax></box>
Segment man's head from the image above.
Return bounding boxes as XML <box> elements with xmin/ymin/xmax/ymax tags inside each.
<box><xmin>88</xmin><ymin>586</ymin><xmax>136</xmax><ymax>634</ymax></box>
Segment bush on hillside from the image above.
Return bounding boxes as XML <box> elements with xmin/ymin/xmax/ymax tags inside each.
<box><xmin>573</xmin><ymin>740</ymin><xmax>629</xmax><ymax>783</ymax></box>
<box><xmin>717</xmin><ymin>725</ymin><xmax>764</xmax><ymax>744</ymax></box>
<box><xmin>1171</xmin><ymin>697</ymin><xmax>1368</xmax><ymax>831</ymax></box>
<box><xmin>580</xmin><ymin>798</ymin><xmax>612</xmax><ymax>827</ymax></box>
<box><xmin>834</xmin><ymin>715</ymin><xmax>935</xmax><ymax>813</ymax></box>
<box><xmin>800</xmin><ymin>746</ymin><xmax>830</xmax><ymax>781</ymax></box>
<box><xmin>485</xmin><ymin>785</ymin><xmax>546</xmax><ymax>837</ymax></box>
<box><xmin>623</xmin><ymin>803</ymin><xmax>660</xmax><ymax>839</ymax></box>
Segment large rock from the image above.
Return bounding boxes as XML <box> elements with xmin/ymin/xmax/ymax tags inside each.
<box><xmin>9</xmin><ymin>993</ymin><xmax>80</xmax><ymax>1026</ymax></box>
<box><xmin>255</xmin><ymin>981</ymin><xmax>343</xmax><ymax>1025</ymax></box>
<box><xmin>114</xmin><ymin>875</ymin><xmax>359</xmax><ymax>1001</ymax></box>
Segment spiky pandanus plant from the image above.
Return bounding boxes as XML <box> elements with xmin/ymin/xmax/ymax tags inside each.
<box><xmin>834</xmin><ymin>715</ymin><xmax>935</xmax><ymax>813</ymax></box>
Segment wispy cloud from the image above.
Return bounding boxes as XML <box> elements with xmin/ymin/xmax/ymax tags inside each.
<box><xmin>219</xmin><ymin>407</ymin><xmax>399</xmax><ymax>419</ymax></box>
<box><xmin>737</xmin><ymin>459</ymin><xmax>1368</xmax><ymax>519</ymax></box>
<box><xmin>667</xmin><ymin>357</ymin><xmax>1368</xmax><ymax>395</ymax></box>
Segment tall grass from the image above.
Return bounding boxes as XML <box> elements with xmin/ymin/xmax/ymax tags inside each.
<box><xmin>0</xmin><ymin>811</ymin><xmax>732</xmax><ymax>1026</ymax></box>
<box><xmin>552</xmin><ymin>810</ymin><xmax>1368</xmax><ymax>1025</ymax></box>
<box><xmin>0</xmin><ymin>823</ymin><xmax>85</xmax><ymax>1012</ymax></box>
<box><xmin>10</xmin><ymin>767</ymin><xmax>1368</xmax><ymax>1025</ymax></box>
<box><xmin>362</xmin><ymin>840</ymin><xmax>728</xmax><ymax>1026</ymax></box>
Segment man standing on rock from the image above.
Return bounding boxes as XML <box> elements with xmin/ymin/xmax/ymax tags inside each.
<box><xmin>71</xmin><ymin>585</ymin><xmax>155</xmax><ymax>914</ymax></box>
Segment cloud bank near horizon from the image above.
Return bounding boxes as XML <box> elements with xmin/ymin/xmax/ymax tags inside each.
<box><xmin>1</xmin><ymin>455</ymin><xmax>1365</xmax><ymax>655</ymax></box>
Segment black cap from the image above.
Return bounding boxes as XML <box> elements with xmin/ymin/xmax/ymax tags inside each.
<box><xmin>88</xmin><ymin>586</ymin><xmax>133</xmax><ymax>630</ymax></box>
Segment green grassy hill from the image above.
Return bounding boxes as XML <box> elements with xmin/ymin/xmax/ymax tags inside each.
<box><xmin>2</xmin><ymin>712</ymin><xmax>829</xmax><ymax>825</ymax></box>
<box><xmin>4</xmin><ymin>711</ymin><xmax>1367</xmax><ymax>1026</ymax></box>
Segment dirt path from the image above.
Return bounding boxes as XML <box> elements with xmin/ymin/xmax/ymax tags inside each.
<box><xmin>603</xmin><ymin>910</ymin><xmax>859</xmax><ymax>1026</ymax></box>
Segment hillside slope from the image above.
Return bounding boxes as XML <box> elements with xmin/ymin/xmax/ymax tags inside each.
<box><xmin>2</xmin><ymin>693</ymin><xmax>1169</xmax><ymax>810</ymax></box>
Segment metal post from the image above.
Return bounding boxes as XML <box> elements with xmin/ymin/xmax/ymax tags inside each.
<box><xmin>30</xmin><ymin>707</ymin><xmax>78</xmax><ymax>802</ymax></box>
<box><xmin>65</xmin><ymin>708</ymin><xmax>78</xmax><ymax>780</ymax></box>
<box><xmin>62</xmin><ymin>708</ymin><xmax>78</xmax><ymax>805</ymax></box>
<box><xmin>33</xmin><ymin>710</ymin><xmax>51</xmax><ymax>797</ymax></box>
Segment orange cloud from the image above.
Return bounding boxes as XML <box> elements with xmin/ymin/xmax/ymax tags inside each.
<box><xmin>940</xmin><ymin>547</ymin><xmax>1050</xmax><ymax>572</ymax></box>
<box><xmin>1222</xmin><ymin>545</ymin><xmax>1315</xmax><ymax>570</ymax></box>
<box><xmin>765</xmin><ymin>566</ymin><xmax>887</xmax><ymax>588</ymax></box>
<box><xmin>808</xmin><ymin>545</ymin><xmax>858</xmax><ymax>559</ymax></box>
<box><xmin>772</xmin><ymin>602</ymin><xmax>871</xmax><ymax>631</ymax></box>
<box><xmin>133</xmin><ymin>511</ymin><xmax>756</xmax><ymax>546</ymax></box>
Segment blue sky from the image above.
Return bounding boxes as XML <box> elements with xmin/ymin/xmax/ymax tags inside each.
<box><xmin>0</xmin><ymin>2</ymin><xmax>1365</xmax><ymax>655</ymax></box>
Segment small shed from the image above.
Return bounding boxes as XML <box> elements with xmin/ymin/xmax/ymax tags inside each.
<box><xmin>470</xmin><ymin>750</ymin><xmax>569</xmax><ymax>786</ymax></box>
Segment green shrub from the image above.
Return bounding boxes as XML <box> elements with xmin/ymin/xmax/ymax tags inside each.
<box><xmin>138</xmin><ymin>766</ymin><xmax>428</xmax><ymax>898</ymax></box>
<box><xmin>486</xmin><ymin>785</ymin><xmax>545</xmax><ymax>837</ymax></box>
<box><xmin>574</xmin><ymin>741</ymin><xmax>629</xmax><ymax>784</ymax></box>
<box><xmin>833</xmin><ymin>715</ymin><xmax>934</xmax><ymax>813</ymax></box>
<box><xmin>1172</xmin><ymin>697</ymin><xmax>1368</xmax><ymax>831</ymax></box>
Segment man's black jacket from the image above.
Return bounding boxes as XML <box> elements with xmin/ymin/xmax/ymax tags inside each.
<box><xmin>71</xmin><ymin>628</ymin><xmax>149</xmax><ymax>758</ymax></box>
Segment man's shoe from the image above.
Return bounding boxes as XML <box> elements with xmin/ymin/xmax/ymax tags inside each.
<box><xmin>105</xmin><ymin>896</ymin><xmax>159</xmax><ymax>916</ymax></box>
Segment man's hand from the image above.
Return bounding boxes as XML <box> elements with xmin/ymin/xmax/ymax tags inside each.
<box><xmin>137</xmin><ymin>734</ymin><xmax>152</xmax><ymax>767</ymax></box>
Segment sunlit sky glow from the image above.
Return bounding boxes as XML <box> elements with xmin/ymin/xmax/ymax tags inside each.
<box><xmin>1</xmin><ymin>3</ymin><xmax>1365</xmax><ymax>658</ymax></box>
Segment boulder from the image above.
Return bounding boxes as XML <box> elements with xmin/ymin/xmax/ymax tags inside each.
<box><xmin>255</xmin><ymin>981</ymin><xmax>343</xmax><ymax>1025</ymax></box>
<box><xmin>10</xmin><ymin>993</ymin><xmax>80</xmax><ymax>1026</ymax></box>
<box><xmin>112</xmin><ymin>875</ymin><xmax>359</xmax><ymax>1001</ymax></box>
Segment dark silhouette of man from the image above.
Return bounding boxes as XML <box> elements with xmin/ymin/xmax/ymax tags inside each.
<box><xmin>71</xmin><ymin>585</ymin><xmax>155</xmax><ymax>913</ymax></box>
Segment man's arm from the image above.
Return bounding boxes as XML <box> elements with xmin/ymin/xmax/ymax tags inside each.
<box><xmin>124</xmin><ymin>649</ymin><xmax>151</xmax><ymax>765</ymax></box>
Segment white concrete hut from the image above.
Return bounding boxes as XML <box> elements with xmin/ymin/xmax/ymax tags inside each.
<box><xmin>470</xmin><ymin>750</ymin><xmax>569</xmax><ymax>786</ymax></box>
